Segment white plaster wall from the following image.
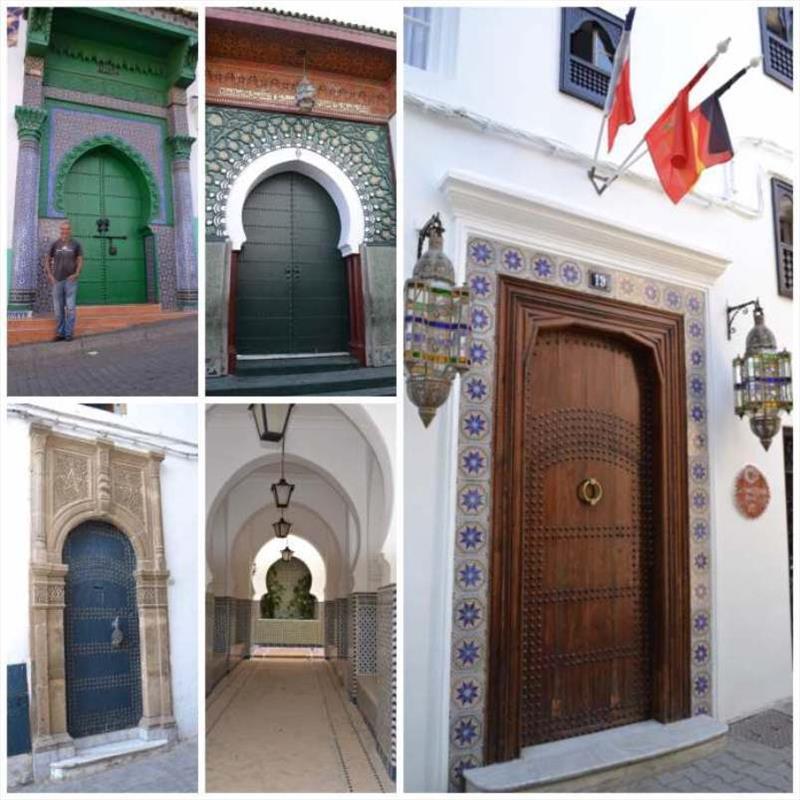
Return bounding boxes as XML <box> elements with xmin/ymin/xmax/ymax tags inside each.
<box><xmin>404</xmin><ymin>4</ymin><xmax>794</xmax><ymax>791</ymax></box>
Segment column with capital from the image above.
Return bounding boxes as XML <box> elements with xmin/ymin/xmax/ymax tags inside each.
<box><xmin>10</xmin><ymin>105</ymin><xmax>48</xmax><ymax>315</ymax></box>
<box><xmin>167</xmin><ymin>134</ymin><xmax>197</xmax><ymax>309</ymax></box>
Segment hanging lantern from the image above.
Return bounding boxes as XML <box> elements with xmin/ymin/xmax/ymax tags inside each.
<box><xmin>249</xmin><ymin>403</ymin><xmax>294</xmax><ymax>442</ymax></box>
<box><xmin>729</xmin><ymin>300</ymin><xmax>792</xmax><ymax>450</ymax></box>
<box><xmin>404</xmin><ymin>213</ymin><xmax>471</xmax><ymax>427</ymax></box>
<box><xmin>281</xmin><ymin>543</ymin><xmax>294</xmax><ymax>562</ymax></box>
<box><xmin>295</xmin><ymin>50</ymin><xmax>316</xmax><ymax>112</ymax></box>
<box><xmin>270</xmin><ymin>426</ymin><xmax>295</xmax><ymax>509</ymax></box>
<box><xmin>273</xmin><ymin>515</ymin><xmax>292</xmax><ymax>539</ymax></box>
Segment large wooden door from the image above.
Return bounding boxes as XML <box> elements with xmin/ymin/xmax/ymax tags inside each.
<box><xmin>520</xmin><ymin>328</ymin><xmax>655</xmax><ymax>745</ymax></box>
<box><xmin>63</xmin><ymin>521</ymin><xmax>142</xmax><ymax>738</ymax></box>
<box><xmin>488</xmin><ymin>278</ymin><xmax>691</xmax><ymax>763</ymax></box>
<box><xmin>236</xmin><ymin>172</ymin><xmax>349</xmax><ymax>356</ymax></box>
<box><xmin>63</xmin><ymin>148</ymin><xmax>147</xmax><ymax>305</ymax></box>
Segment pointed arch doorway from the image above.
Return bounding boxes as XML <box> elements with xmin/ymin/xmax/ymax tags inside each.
<box><xmin>62</xmin><ymin>146</ymin><xmax>149</xmax><ymax>305</ymax></box>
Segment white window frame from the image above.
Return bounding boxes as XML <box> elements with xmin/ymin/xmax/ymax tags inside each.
<box><xmin>403</xmin><ymin>7</ymin><xmax>459</xmax><ymax>79</ymax></box>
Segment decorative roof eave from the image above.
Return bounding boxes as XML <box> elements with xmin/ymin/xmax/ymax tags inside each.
<box><xmin>206</xmin><ymin>7</ymin><xmax>395</xmax><ymax>53</ymax></box>
<box><xmin>251</xmin><ymin>7</ymin><xmax>395</xmax><ymax>39</ymax></box>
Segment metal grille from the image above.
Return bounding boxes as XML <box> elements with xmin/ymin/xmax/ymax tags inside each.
<box><xmin>771</xmin><ymin>178</ymin><xmax>793</xmax><ymax>298</ymax></box>
<box><xmin>760</xmin><ymin>8</ymin><xmax>793</xmax><ymax>89</ymax></box>
<box><xmin>768</xmin><ymin>36</ymin><xmax>793</xmax><ymax>82</ymax></box>
<box><xmin>63</xmin><ymin>521</ymin><xmax>142</xmax><ymax>739</ymax></box>
<box><xmin>569</xmin><ymin>59</ymin><xmax>610</xmax><ymax>98</ymax></box>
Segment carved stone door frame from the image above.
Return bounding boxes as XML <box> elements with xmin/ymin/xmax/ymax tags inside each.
<box><xmin>486</xmin><ymin>279</ymin><xmax>691</xmax><ymax>764</ymax></box>
<box><xmin>29</xmin><ymin>425</ymin><xmax>175</xmax><ymax>778</ymax></box>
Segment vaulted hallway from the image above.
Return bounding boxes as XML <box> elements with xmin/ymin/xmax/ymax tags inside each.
<box><xmin>205</xmin><ymin>659</ymin><xmax>392</xmax><ymax>793</ymax></box>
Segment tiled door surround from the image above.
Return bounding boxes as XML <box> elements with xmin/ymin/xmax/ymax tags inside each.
<box><xmin>439</xmin><ymin>172</ymin><xmax>730</xmax><ymax>790</ymax></box>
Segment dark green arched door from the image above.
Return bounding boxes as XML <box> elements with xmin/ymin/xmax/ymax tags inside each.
<box><xmin>63</xmin><ymin>147</ymin><xmax>148</xmax><ymax>305</ymax></box>
<box><xmin>236</xmin><ymin>172</ymin><xmax>349</xmax><ymax>356</ymax></box>
<box><xmin>63</xmin><ymin>521</ymin><xmax>142</xmax><ymax>738</ymax></box>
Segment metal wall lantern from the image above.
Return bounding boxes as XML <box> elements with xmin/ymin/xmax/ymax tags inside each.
<box><xmin>295</xmin><ymin>50</ymin><xmax>316</xmax><ymax>112</ymax></box>
<box><xmin>729</xmin><ymin>299</ymin><xmax>792</xmax><ymax>450</ymax></box>
<box><xmin>249</xmin><ymin>403</ymin><xmax>294</xmax><ymax>442</ymax></box>
<box><xmin>281</xmin><ymin>543</ymin><xmax>294</xmax><ymax>562</ymax></box>
<box><xmin>273</xmin><ymin>515</ymin><xmax>292</xmax><ymax>539</ymax></box>
<box><xmin>271</xmin><ymin>427</ymin><xmax>295</xmax><ymax>509</ymax></box>
<box><xmin>404</xmin><ymin>213</ymin><xmax>471</xmax><ymax>427</ymax></box>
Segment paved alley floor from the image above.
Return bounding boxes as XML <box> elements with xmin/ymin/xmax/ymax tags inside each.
<box><xmin>8</xmin><ymin>319</ymin><xmax>197</xmax><ymax>396</ymax></box>
<box><xmin>600</xmin><ymin>702</ymin><xmax>793</xmax><ymax>793</ymax></box>
<box><xmin>206</xmin><ymin>658</ymin><xmax>392</xmax><ymax>793</ymax></box>
<box><xmin>13</xmin><ymin>737</ymin><xmax>197</xmax><ymax>793</ymax></box>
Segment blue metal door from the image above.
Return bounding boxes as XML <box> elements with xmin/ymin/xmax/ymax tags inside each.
<box><xmin>63</xmin><ymin>521</ymin><xmax>142</xmax><ymax>738</ymax></box>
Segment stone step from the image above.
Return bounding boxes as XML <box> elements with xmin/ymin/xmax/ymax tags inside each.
<box><xmin>207</xmin><ymin>365</ymin><xmax>396</xmax><ymax>396</ymax></box>
<box><xmin>236</xmin><ymin>355</ymin><xmax>361</xmax><ymax>376</ymax></box>
<box><xmin>464</xmin><ymin>717</ymin><xmax>729</xmax><ymax>793</ymax></box>
<box><xmin>50</xmin><ymin>737</ymin><xmax>171</xmax><ymax>781</ymax></box>
<box><xmin>9</xmin><ymin>305</ymin><xmax>194</xmax><ymax>345</ymax></box>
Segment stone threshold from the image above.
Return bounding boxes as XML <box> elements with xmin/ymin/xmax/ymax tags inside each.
<box><xmin>50</xmin><ymin>734</ymin><xmax>171</xmax><ymax>781</ymax></box>
<box><xmin>465</xmin><ymin>717</ymin><xmax>728</xmax><ymax>793</ymax></box>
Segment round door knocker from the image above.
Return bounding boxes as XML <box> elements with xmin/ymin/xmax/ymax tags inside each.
<box><xmin>578</xmin><ymin>477</ymin><xmax>603</xmax><ymax>507</ymax></box>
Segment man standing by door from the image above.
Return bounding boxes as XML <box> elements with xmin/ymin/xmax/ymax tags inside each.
<box><xmin>45</xmin><ymin>220</ymin><xmax>83</xmax><ymax>341</ymax></box>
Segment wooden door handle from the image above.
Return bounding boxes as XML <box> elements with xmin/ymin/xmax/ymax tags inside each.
<box><xmin>577</xmin><ymin>477</ymin><xmax>603</xmax><ymax>506</ymax></box>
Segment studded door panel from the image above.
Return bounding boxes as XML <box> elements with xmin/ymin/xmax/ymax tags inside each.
<box><xmin>520</xmin><ymin>329</ymin><xmax>655</xmax><ymax>746</ymax></box>
<box><xmin>63</xmin><ymin>521</ymin><xmax>142</xmax><ymax>738</ymax></box>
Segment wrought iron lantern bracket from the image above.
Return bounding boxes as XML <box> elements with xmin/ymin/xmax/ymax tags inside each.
<box><xmin>726</xmin><ymin>298</ymin><xmax>762</xmax><ymax>341</ymax></box>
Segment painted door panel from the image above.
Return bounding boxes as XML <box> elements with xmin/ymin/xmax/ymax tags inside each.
<box><xmin>63</xmin><ymin>149</ymin><xmax>147</xmax><ymax>305</ymax></box>
<box><xmin>237</xmin><ymin>172</ymin><xmax>348</xmax><ymax>356</ymax></box>
<box><xmin>519</xmin><ymin>328</ymin><xmax>655</xmax><ymax>746</ymax></box>
<box><xmin>63</xmin><ymin>521</ymin><xmax>142</xmax><ymax>739</ymax></box>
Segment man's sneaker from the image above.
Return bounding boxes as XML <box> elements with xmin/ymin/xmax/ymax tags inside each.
<box><xmin>64</xmin><ymin>335</ymin><xmax>73</xmax><ymax>342</ymax></box>
<box><xmin>53</xmin><ymin>335</ymin><xmax>64</xmax><ymax>341</ymax></box>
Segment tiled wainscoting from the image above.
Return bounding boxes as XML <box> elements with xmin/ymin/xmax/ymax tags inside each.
<box><xmin>206</xmin><ymin>595</ymin><xmax>253</xmax><ymax>693</ymax></box>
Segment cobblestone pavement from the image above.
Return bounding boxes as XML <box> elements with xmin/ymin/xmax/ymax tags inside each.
<box><xmin>206</xmin><ymin>658</ymin><xmax>393</xmax><ymax>793</ymax></box>
<box><xmin>13</xmin><ymin>738</ymin><xmax>197</xmax><ymax>793</ymax></box>
<box><xmin>8</xmin><ymin>321</ymin><xmax>197</xmax><ymax>396</ymax></box>
<box><xmin>614</xmin><ymin>705</ymin><xmax>793</xmax><ymax>793</ymax></box>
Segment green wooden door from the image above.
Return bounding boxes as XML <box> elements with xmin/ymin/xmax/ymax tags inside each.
<box><xmin>236</xmin><ymin>172</ymin><xmax>349</xmax><ymax>356</ymax></box>
<box><xmin>63</xmin><ymin>148</ymin><xmax>147</xmax><ymax>305</ymax></box>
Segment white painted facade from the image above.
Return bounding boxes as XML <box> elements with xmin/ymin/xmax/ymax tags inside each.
<box><xmin>2</xmin><ymin>402</ymin><xmax>200</xmax><ymax>739</ymax></box>
<box><xmin>403</xmin><ymin>4</ymin><xmax>794</xmax><ymax>792</ymax></box>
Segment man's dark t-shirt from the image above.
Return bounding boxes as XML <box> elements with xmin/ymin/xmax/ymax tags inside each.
<box><xmin>49</xmin><ymin>239</ymin><xmax>83</xmax><ymax>282</ymax></box>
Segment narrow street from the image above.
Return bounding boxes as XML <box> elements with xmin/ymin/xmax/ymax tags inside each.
<box><xmin>206</xmin><ymin>658</ymin><xmax>392</xmax><ymax>793</ymax></box>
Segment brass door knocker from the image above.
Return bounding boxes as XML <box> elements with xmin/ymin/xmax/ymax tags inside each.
<box><xmin>578</xmin><ymin>477</ymin><xmax>603</xmax><ymax>506</ymax></box>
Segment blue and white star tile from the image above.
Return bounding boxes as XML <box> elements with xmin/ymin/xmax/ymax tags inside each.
<box><xmin>451</xmin><ymin>715</ymin><xmax>482</xmax><ymax>748</ymax></box>
<box><xmin>688</xmin><ymin>319</ymin><xmax>704</xmax><ymax>339</ymax></box>
<box><xmin>459</xmin><ymin>446</ymin><xmax>489</xmax><ymax>477</ymax></box>
<box><xmin>501</xmin><ymin>247</ymin><xmax>525</xmax><ymax>273</ymax></box>
<box><xmin>688</xmin><ymin>374</ymin><xmax>706</xmax><ymax>399</ymax></box>
<box><xmin>559</xmin><ymin>260</ymin><xmax>582</xmax><ymax>286</ymax></box>
<box><xmin>692</xmin><ymin>610</ymin><xmax>710</xmax><ymax>636</ymax></box>
<box><xmin>693</xmin><ymin>582</ymin><xmax>709</xmax><ymax>603</ymax></box>
<box><xmin>693</xmin><ymin>640</ymin><xmax>710</xmax><ymax>666</ymax></box>
<box><xmin>462</xmin><ymin>410</ymin><xmax>490</xmax><ymax>440</ymax></box>
<box><xmin>689</xmin><ymin>348</ymin><xmax>704</xmax><ymax>368</ymax></box>
<box><xmin>692</xmin><ymin>519</ymin><xmax>709</xmax><ymax>542</ymax></box>
<box><xmin>456</xmin><ymin>560</ymin><xmax>486</xmax><ymax>591</ymax></box>
<box><xmin>463</xmin><ymin>375</ymin><xmax>490</xmax><ymax>404</ymax></box>
<box><xmin>531</xmin><ymin>253</ymin><xmax>555</xmax><ymax>281</ymax></box>
<box><xmin>693</xmin><ymin>671</ymin><xmax>711</xmax><ymax>698</ymax></box>
<box><xmin>468</xmin><ymin>272</ymin><xmax>493</xmax><ymax>299</ymax></box>
<box><xmin>468</xmin><ymin>340</ymin><xmax>493</xmax><ymax>370</ymax></box>
<box><xmin>453</xmin><ymin>637</ymin><xmax>482</xmax><ymax>669</ymax></box>
<box><xmin>458</xmin><ymin>484</ymin><xmax>488</xmax><ymax>515</ymax></box>
<box><xmin>456</xmin><ymin>523</ymin><xmax>487</xmax><ymax>554</ymax></box>
<box><xmin>664</xmin><ymin>288</ymin><xmax>683</xmax><ymax>311</ymax></box>
<box><xmin>691</xmin><ymin>489</ymin><xmax>708</xmax><ymax>512</ymax></box>
<box><xmin>693</xmin><ymin>551</ymin><xmax>709</xmax><ymax>572</ymax></box>
<box><xmin>690</xmin><ymin>404</ymin><xmax>705</xmax><ymax>423</ymax></box>
<box><xmin>452</xmin><ymin>677</ymin><xmax>482</xmax><ymax>708</ymax></box>
<box><xmin>644</xmin><ymin>283</ymin><xmax>661</xmax><ymax>304</ymax></box>
<box><xmin>468</xmin><ymin>240</ymin><xmax>494</xmax><ymax>267</ymax></box>
<box><xmin>450</xmin><ymin>753</ymin><xmax>480</xmax><ymax>785</ymax></box>
<box><xmin>686</xmin><ymin>292</ymin><xmax>704</xmax><ymax>316</ymax></box>
<box><xmin>690</xmin><ymin>459</ymin><xmax>708</xmax><ymax>483</ymax></box>
<box><xmin>470</xmin><ymin>304</ymin><xmax>492</xmax><ymax>334</ymax></box>
<box><xmin>454</xmin><ymin>597</ymin><xmax>485</xmax><ymax>631</ymax></box>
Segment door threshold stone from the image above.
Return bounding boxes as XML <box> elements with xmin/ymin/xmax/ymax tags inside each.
<box><xmin>49</xmin><ymin>736</ymin><xmax>170</xmax><ymax>781</ymax></box>
<box><xmin>464</xmin><ymin>717</ymin><xmax>728</xmax><ymax>793</ymax></box>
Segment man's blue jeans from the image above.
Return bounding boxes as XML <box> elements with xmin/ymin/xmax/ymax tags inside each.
<box><xmin>52</xmin><ymin>278</ymin><xmax>78</xmax><ymax>338</ymax></box>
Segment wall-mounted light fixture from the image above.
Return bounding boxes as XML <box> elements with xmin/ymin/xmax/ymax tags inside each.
<box><xmin>403</xmin><ymin>213</ymin><xmax>471</xmax><ymax>427</ymax></box>
<box><xmin>729</xmin><ymin>299</ymin><xmax>792</xmax><ymax>450</ymax></box>
<box><xmin>295</xmin><ymin>50</ymin><xmax>316</xmax><ymax>112</ymax></box>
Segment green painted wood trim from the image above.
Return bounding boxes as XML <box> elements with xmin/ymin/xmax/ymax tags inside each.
<box><xmin>39</xmin><ymin>99</ymin><xmax>174</xmax><ymax>225</ymax></box>
<box><xmin>14</xmin><ymin>106</ymin><xmax>48</xmax><ymax>142</ymax></box>
<box><xmin>24</xmin><ymin>8</ymin><xmax>53</xmax><ymax>57</ymax></box>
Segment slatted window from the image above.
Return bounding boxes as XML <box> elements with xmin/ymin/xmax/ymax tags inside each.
<box><xmin>760</xmin><ymin>8</ymin><xmax>793</xmax><ymax>88</ymax></box>
<box><xmin>560</xmin><ymin>8</ymin><xmax>623</xmax><ymax>109</ymax></box>
<box><xmin>403</xmin><ymin>7</ymin><xmax>459</xmax><ymax>76</ymax></box>
<box><xmin>771</xmin><ymin>178</ymin><xmax>793</xmax><ymax>298</ymax></box>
